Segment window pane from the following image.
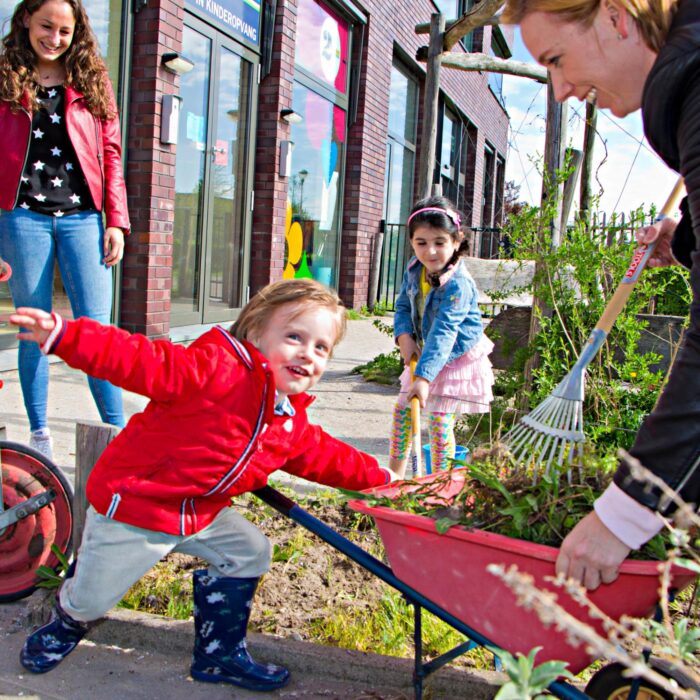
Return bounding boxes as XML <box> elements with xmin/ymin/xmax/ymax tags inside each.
<box><xmin>171</xmin><ymin>26</ymin><xmax>211</xmax><ymax>314</ymax></box>
<box><xmin>295</xmin><ymin>0</ymin><xmax>349</xmax><ymax>93</ymax></box>
<box><xmin>285</xmin><ymin>83</ymin><xmax>346</xmax><ymax>286</ymax></box>
<box><xmin>433</xmin><ymin>0</ymin><xmax>459</xmax><ymax>17</ymax></box>
<box><xmin>440</xmin><ymin>114</ymin><xmax>454</xmax><ymax>179</ymax></box>
<box><xmin>388</xmin><ymin>65</ymin><xmax>417</xmax><ymax>143</ymax></box>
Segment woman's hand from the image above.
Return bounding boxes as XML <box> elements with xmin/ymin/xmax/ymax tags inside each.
<box><xmin>635</xmin><ymin>217</ymin><xmax>679</xmax><ymax>268</ymax></box>
<box><xmin>103</xmin><ymin>226</ymin><xmax>125</xmax><ymax>266</ymax></box>
<box><xmin>555</xmin><ymin>511</ymin><xmax>631</xmax><ymax>590</ymax></box>
<box><xmin>407</xmin><ymin>376</ymin><xmax>430</xmax><ymax>408</ymax></box>
<box><xmin>397</xmin><ymin>333</ymin><xmax>420</xmax><ymax>367</ymax></box>
<box><xmin>9</xmin><ymin>307</ymin><xmax>56</xmax><ymax>345</ymax></box>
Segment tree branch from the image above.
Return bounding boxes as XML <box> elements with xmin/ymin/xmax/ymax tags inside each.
<box><xmin>414</xmin><ymin>50</ymin><xmax>547</xmax><ymax>84</ymax></box>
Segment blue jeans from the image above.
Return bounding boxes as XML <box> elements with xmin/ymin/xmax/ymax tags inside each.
<box><xmin>0</xmin><ymin>208</ymin><xmax>125</xmax><ymax>430</ymax></box>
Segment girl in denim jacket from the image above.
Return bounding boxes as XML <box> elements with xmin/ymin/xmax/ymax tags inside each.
<box><xmin>389</xmin><ymin>196</ymin><xmax>494</xmax><ymax>478</ymax></box>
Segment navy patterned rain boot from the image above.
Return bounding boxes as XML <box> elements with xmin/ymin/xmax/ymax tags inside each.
<box><xmin>20</xmin><ymin>597</ymin><xmax>90</xmax><ymax>673</ymax></box>
<box><xmin>190</xmin><ymin>569</ymin><xmax>290</xmax><ymax>691</ymax></box>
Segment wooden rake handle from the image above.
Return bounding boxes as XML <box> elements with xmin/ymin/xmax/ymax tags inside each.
<box><xmin>409</xmin><ymin>355</ymin><xmax>422</xmax><ymax>478</ymax></box>
<box><xmin>596</xmin><ymin>176</ymin><xmax>685</xmax><ymax>336</ymax></box>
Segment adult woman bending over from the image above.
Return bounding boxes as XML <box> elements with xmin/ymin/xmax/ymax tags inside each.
<box><xmin>0</xmin><ymin>0</ymin><xmax>130</xmax><ymax>459</ymax></box>
<box><xmin>501</xmin><ymin>0</ymin><xmax>700</xmax><ymax>589</ymax></box>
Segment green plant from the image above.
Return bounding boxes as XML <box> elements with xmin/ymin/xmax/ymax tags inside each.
<box><xmin>500</xmin><ymin>193</ymin><xmax>691</xmax><ymax>454</ymax></box>
<box><xmin>492</xmin><ymin>646</ymin><xmax>575</xmax><ymax>700</ymax></box>
<box><xmin>35</xmin><ymin>543</ymin><xmax>71</xmax><ymax>589</ymax></box>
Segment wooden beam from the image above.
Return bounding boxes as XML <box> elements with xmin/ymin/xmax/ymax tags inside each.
<box><xmin>415</xmin><ymin>0</ymin><xmax>505</xmax><ymax>51</ymax></box>
<box><xmin>417</xmin><ymin>13</ymin><xmax>445</xmax><ymax>200</ymax></box>
<box><xmin>415</xmin><ymin>15</ymin><xmax>498</xmax><ymax>36</ymax></box>
<box><xmin>422</xmin><ymin>52</ymin><xmax>547</xmax><ymax>84</ymax></box>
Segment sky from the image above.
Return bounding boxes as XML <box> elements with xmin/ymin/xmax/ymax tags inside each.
<box><xmin>502</xmin><ymin>29</ymin><xmax>680</xmax><ymax>220</ymax></box>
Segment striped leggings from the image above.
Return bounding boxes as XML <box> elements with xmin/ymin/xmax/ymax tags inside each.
<box><xmin>389</xmin><ymin>403</ymin><xmax>456</xmax><ymax>472</ymax></box>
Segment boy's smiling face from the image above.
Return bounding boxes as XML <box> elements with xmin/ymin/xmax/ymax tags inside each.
<box><xmin>248</xmin><ymin>303</ymin><xmax>339</xmax><ymax>401</ymax></box>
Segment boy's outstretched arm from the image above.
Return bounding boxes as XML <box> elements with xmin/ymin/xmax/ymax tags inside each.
<box><xmin>9</xmin><ymin>308</ymin><xmax>58</xmax><ymax>348</ymax></box>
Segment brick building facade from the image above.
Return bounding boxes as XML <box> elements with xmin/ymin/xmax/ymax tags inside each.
<box><xmin>0</xmin><ymin>0</ymin><xmax>510</xmax><ymax>348</ymax></box>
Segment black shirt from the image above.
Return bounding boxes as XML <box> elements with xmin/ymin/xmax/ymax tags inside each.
<box><xmin>18</xmin><ymin>85</ymin><xmax>94</xmax><ymax>217</ymax></box>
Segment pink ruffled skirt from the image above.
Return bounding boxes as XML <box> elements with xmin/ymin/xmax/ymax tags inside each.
<box><xmin>398</xmin><ymin>334</ymin><xmax>495</xmax><ymax>414</ymax></box>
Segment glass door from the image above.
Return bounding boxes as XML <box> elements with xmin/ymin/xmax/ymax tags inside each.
<box><xmin>170</xmin><ymin>16</ymin><xmax>257</xmax><ymax>328</ymax></box>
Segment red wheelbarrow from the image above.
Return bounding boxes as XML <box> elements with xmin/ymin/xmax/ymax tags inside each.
<box><xmin>254</xmin><ymin>476</ymin><xmax>698</xmax><ymax>700</ymax></box>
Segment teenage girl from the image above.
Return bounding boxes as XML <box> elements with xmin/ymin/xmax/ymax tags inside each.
<box><xmin>0</xmin><ymin>0</ymin><xmax>130</xmax><ymax>460</ymax></box>
<box><xmin>389</xmin><ymin>196</ymin><xmax>494</xmax><ymax>478</ymax></box>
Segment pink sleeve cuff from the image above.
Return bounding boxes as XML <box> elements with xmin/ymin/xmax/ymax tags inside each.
<box><xmin>594</xmin><ymin>482</ymin><xmax>664</xmax><ymax>549</ymax></box>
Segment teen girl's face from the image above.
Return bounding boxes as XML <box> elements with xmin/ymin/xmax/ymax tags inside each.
<box><xmin>23</xmin><ymin>0</ymin><xmax>76</xmax><ymax>72</ymax></box>
<box><xmin>248</xmin><ymin>303</ymin><xmax>338</xmax><ymax>401</ymax></box>
<box><xmin>410</xmin><ymin>224</ymin><xmax>460</xmax><ymax>274</ymax></box>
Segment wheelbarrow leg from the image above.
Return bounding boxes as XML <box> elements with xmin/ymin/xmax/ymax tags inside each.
<box><xmin>413</xmin><ymin>604</ymin><xmax>423</xmax><ymax>700</ymax></box>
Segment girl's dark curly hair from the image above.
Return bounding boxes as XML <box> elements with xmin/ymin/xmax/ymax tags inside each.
<box><xmin>0</xmin><ymin>0</ymin><xmax>115</xmax><ymax>119</ymax></box>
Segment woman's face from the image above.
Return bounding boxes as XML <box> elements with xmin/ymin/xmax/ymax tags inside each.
<box><xmin>23</xmin><ymin>0</ymin><xmax>76</xmax><ymax>71</ymax></box>
<box><xmin>520</xmin><ymin>5</ymin><xmax>657</xmax><ymax>118</ymax></box>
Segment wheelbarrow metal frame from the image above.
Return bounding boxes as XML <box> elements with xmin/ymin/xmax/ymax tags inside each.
<box><xmin>254</xmin><ymin>486</ymin><xmax>589</xmax><ymax>700</ymax></box>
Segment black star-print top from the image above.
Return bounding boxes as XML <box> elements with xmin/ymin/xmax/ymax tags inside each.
<box><xmin>18</xmin><ymin>85</ymin><xmax>94</xmax><ymax>217</ymax></box>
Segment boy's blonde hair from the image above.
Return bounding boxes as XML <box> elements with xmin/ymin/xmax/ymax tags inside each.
<box><xmin>230</xmin><ymin>279</ymin><xmax>347</xmax><ymax>352</ymax></box>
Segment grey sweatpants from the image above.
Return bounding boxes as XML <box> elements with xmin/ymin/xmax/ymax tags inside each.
<box><xmin>60</xmin><ymin>506</ymin><xmax>270</xmax><ymax>622</ymax></box>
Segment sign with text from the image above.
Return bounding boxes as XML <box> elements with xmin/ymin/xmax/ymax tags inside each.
<box><xmin>187</xmin><ymin>0</ymin><xmax>261</xmax><ymax>47</ymax></box>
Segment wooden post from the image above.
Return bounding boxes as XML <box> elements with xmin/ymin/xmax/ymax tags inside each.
<box><xmin>521</xmin><ymin>80</ymin><xmax>567</xmax><ymax>398</ymax></box>
<box><xmin>541</xmin><ymin>80</ymin><xmax>567</xmax><ymax>248</ymax></box>
<box><xmin>73</xmin><ymin>421</ymin><xmax>119</xmax><ymax>555</ymax></box>
<box><xmin>580</xmin><ymin>101</ymin><xmax>597</xmax><ymax>226</ymax></box>
<box><xmin>560</xmin><ymin>148</ymin><xmax>583</xmax><ymax>232</ymax></box>
<box><xmin>417</xmin><ymin>13</ymin><xmax>445</xmax><ymax>200</ymax></box>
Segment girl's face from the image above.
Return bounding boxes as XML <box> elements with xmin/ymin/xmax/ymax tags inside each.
<box><xmin>410</xmin><ymin>224</ymin><xmax>460</xmax><ymax>274</ymax></box>
<box><xmin>248</xmin><ymin>303</ymin><xmax>338</xmax><ymax>401</ymax></box>
<box><xmin>520</xmin><ymin>5</ymin><xmax>657</xmax><ymax>118</ymax></box>
<box><xmin>23</xmin><ymin>0</ymin><xmax>76</xmax><ymax>72</ymax></box>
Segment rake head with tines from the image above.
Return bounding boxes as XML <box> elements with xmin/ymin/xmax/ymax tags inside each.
<box><xmin>503</xmin><ymin>177</ymin><xmax>686</xmax><ymax>481</ymax></box>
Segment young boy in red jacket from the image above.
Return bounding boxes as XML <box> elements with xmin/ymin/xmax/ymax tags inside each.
<box><xmin>11</xmin><ymin>278</ymin><xmax>392</xmax><ymax>691</ymax></box>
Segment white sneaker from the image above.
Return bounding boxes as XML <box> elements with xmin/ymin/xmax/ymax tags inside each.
<box><xmin>29</xmin><ymin>429</ymin><xmax>54</xmax><ymax>461</ymax></box>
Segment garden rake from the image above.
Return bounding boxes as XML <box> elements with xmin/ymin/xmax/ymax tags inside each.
<box><xmin>503</xmin><ymin>176</ymin><xmax>686</xmax><ymax>480</ymax></box>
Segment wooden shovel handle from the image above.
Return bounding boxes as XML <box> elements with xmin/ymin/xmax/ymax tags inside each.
<box><xmin>409</xmin><ymin>355</ymin><xmax>422</xmax><ymax>476</ymax></box>
<box><xmin>595</xmin><ymin>176</ymin><xmax>685</xmax><ymax>336</ymax></box>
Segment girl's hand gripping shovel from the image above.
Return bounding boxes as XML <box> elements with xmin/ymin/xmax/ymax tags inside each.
<box><xmin>409</xmin><ymin>355</ymin><xmax>422</xmax><ymax>478</ymax></box>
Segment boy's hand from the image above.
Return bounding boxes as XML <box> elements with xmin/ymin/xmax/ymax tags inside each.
<box><xmin>9</xmin><ymin>307</ymin><xmax>56</xmax><ymax>345</ymax></box>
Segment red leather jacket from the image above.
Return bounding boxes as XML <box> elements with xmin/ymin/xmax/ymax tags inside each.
<box><xmin>45</xmin><ymin>315</ymin><xmax>390</xmax><ymax>536</ymax></box>
<box><xmin>0</xmin><ymin>83</ymin><xmax>130</xmax><ymax>233</ymax></box>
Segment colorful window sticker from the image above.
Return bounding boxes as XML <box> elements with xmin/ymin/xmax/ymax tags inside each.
<box><xmin>294</xmin><ymin>0</ymin><xmax>348</xmax><ymax>93</ymax></box>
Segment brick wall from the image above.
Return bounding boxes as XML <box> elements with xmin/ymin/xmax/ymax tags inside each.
<box><xmin>334</xmin><ymin>1</ymin><xmax>510</xmax><ymax>307</ymax></box>
<box><xmin>121</xmin><ymin>0</ymin><xmax>184</xmax><ymax>337</ymax></box>
<box><xmin>250</xmin><ymin>0</ymin><xmax>298</xmax><ymax>294</ymax></box>
<box><xmin>119</xmin><ymin>0</ymin><xmax>511</xmax><ymax>333</ymax></box>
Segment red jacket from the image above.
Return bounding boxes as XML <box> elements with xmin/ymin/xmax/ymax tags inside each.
<box><xmin>46</xmin><ymin>316</ymin><xmax>390</xmax><ymax>535</ymax></box>
<box><xmin>0</xmin><ymin>83</ymin><xmax>130</xmax><ymax>233</ymax></box>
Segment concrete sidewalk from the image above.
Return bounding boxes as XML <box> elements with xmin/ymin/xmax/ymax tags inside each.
<box><xmin>0</xmin><ymin>318</ymin><xmax>505</xmax><ymax>699</ymax></box>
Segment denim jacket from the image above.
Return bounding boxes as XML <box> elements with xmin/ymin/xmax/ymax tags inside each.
<box><xmin>393</xmin><ymin>256</ymin><xmax>483</xmax><ymax>382</ymax></box>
